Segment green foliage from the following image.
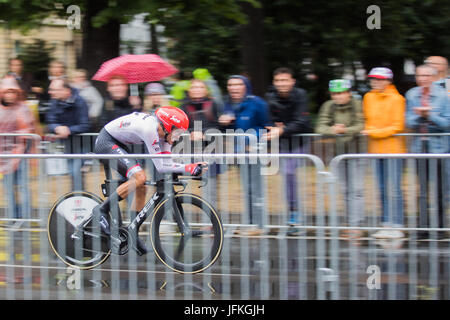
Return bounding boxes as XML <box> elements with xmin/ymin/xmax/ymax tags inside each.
<box><xmin>0</xmin><ymin>0</ymin><xmax>58</xmax><ymax>31</ymax></box>
<box><xmin>144</xmin><ymin>0</ymin><xmax>249</xmax><ymax>87</ymax></box>
<box><xmin>262</xmin><ymin>0</ymin><xmax>450</xmax><ymax>110</ymax></box>
<box><xmin>1</xmin><ymin>0</ymin><xmax>449</xmax><ymax>109</ymax></box>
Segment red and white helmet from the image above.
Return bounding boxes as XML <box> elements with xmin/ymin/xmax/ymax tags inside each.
<box><xmin>155</xmin><ymin>106</ymin><xmax>189</xmax><ymax>133</ymax></box>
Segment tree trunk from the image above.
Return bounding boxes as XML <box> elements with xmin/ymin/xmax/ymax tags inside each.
<box><xmin>239</xmin><ymin>2</ymin><xmax>267</xmax><ymax>97</ymax></box>
<box><xmin>79</xmin><ymin>0</ymin><xmax>120</xmax><ymax>96</ymax></box>
<box><xmin>150</xmin><ymin>23</ymin><xmax>159</xmax><ymax>55</ymax></box>
<box><xmin>360</xmin><ymin>55</ymin><xmax>384</xmax><ymax>78</ymax></box>
<box><xmin>389</xmin><ymin>56</ymin><xmax>407</xmax><ymax>95</ymax></box>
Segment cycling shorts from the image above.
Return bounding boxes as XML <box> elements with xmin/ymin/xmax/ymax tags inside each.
<box><xmin>94</xmin><ymin>128</ymin><xmax>143</xmax><ymax>179</ymax></box>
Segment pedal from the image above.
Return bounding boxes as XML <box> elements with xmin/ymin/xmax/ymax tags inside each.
<box><xmin>101</xmin><ymin>183</ymin><xmax>109</xmax><ymax>197</ymax></box>
<box><xmin>110</xmin><ymin>235</ymin><xmax>123</xmax><ymax>255</ymax></box>
<box><xmin>110</xmin><ymin>228</ymin><xmax>130</xmax><ymax>255</ymax></box>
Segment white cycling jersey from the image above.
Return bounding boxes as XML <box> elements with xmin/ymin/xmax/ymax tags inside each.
<box><xmin>104</xmin><ymin>112</ymin><xmax>185</xmax><ymax>174</ymax></box>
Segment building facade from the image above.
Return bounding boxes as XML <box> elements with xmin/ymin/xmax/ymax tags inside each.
<box><xmin>0</xmin><ymin>17</ymin><xmax>80</xmax><ymax>77</ymax></box>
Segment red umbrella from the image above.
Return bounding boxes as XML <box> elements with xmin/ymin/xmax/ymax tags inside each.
<box><xmin>92</xmin><ymin>54</ymin><xmax>178</xmax><ymax>83</ymax></box>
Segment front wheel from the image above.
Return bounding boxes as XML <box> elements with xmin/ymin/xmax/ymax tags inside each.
<box><xmin>150</xmin><ymin>193</ymin><xmax>223</xmax><ymax>274</ymax></box>
<box><xmin>47</xmin><ymin>191</ymin><xmax>111</xmax><ymax>269</ymax></box>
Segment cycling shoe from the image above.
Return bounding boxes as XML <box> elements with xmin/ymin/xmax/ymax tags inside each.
<box><xmin>134</xmin><ymin>236</ymin><xmax>148</xmax><ymax>256</ymax></box>
<box><xmin>129</xmin><ymin>230</ymin><xmax>147</xmax><ymax>256</ymax></box>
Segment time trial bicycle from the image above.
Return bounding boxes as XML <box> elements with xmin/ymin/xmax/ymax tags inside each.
<box><xmin>47</xmin><ymin>163</ymin><xmax>224</xmax><ymax>274</ymax></box>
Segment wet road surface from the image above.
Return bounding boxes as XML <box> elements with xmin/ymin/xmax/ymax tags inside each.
<box><xmin>0</xmin><ymin>225</ymin><xmax>449</xmax><ymax>300</ymax></box>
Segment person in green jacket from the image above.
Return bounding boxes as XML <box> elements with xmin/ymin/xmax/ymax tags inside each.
<box><xmin>169</xmin><ymin>68</ymin><xmax>224</xmax><ymax>110</ymax></box>
<box><xmin>315</xmin><ymin>79</ymin><xmax>365</xmax><ymax>148</ymax></box>
<box><xmin>315</xmin><ymin>79</ymin><xmax>365</xmax><ymax>238</ymax></box>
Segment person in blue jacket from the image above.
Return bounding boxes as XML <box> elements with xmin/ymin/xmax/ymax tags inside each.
<box><xmin>46</xmin><ymin>78</ymin><xmax>90</xmax><ymax>190</ymax></box>
<box><xmin>405</xmin><ymin>64</ymin><xmax>450</xmax><ymax>239</ymax></box>
<box><xmin>219</xmin><ymin>75</ymin><xmax>272</xmax><ymax>236</ymax></box>
<box><xmin>220</xmin><ymin>75</ymin><xmax>271</xmax><ymax>136</ymax></box>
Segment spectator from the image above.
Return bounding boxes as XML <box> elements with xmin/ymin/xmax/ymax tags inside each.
<box><xmin>181</xmin><ymin>79</ymin><xmax>221</xmax><ymax>205</ymax></box>
<box><xmin>219</xmin><ymin>75</ymin><xmax>271</xmax><ymax>236</ymax></box>
<box><xmin>424</xmin><ymin>56</ymin><xmax>449</xmax><ymax>92</ymax></box>
<box><xmin>169</xmin><ymin>73</ymin><xmax>191</xmax><ymax>108</ymax></box>
<box><xmin>46</xmin><ymin>78</ymin><xmax>90</xmax><ymax>190</ymax></box>
<box><xmin>362</xmin><ymin>67</ymin><xmax>406</xmax><ymax>239</ymax></box>
<box><xmin>192</xmin><ymin>68</ymin><xmax>224</xmax><ymax>112</ymax></box>
<box><xmin>70</xmin><ymin>69</ymin><xmax>104</xmax><ymax>132</ymax></box>
<box><xmin>182</xmin><ymin>79</ymin><xmax>220</xmax><ymax>139</ymax></box>
<box><xmin>426</xmin><ymin>56</ymin><xmax>450</xmax><ymax>156</ymax></box>
<box><xmin>316</xmin><ymin>79</ymin><xmax>365</xmax><ymax>238</ymax></box>
<box><xmin>169</xmin><ymin>68</ymin><xmax>223</xmax><ymax>110</ymax></box>
<box><xmin>316</xmin><ymin>79</ymin><xmax>365</xmax><ymax>144</ymax></box>
<box><xmin>43</xmin><ymin>60</ymin><xmax>67</xmax><ymax>98</ymax></box>
<box><xmin>100</xmin><ymin>75</ymin><xmax>142</xmax><ymax>126</ymax></box>
<box><xmin>48</xmin><ymin>61</ymin><xmax>67</xmax><ymax>81</ymax></box>
<box><xmin>263</xmin><ymin>67</ymin><xmax>312</xmax><ymax>235</ymax></box>
<box><xmin>6</xmin><ymin>58</ymin><xmax>44</xmax><ymax>135</ymax></box>
<box><xmin>0</xmin><ymin>77</ymin><xmax>36</xmax><ymax>229</ymax></box>
<box><xmin>405</xmin><ymin>64</ymin><xmax>450</xmax><ymax>240</ymax></box>
<box><xmin>143</xmin><ymin>82</ymin><xmax>169</xmax><ymax>113</ymax></box>
<box><xmin>6</xmin><ymin>58</ymin><xmax>38</xmax><ymax>97</ymax></box>
<box><xmin>36</xmin><ymin>61</ymin><xmax>68</xmax><ymax>125</ymax></box>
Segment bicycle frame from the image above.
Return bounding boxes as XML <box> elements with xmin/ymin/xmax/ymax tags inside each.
<box><xmin>102</xmin><ymin>175</ymin><xmax>196</xmax><ymax>249</ymax></box>
<box><xmin>127</xmin><ymin>180</ymin><xmax>182</xmax><ymax>235</ymax></box>
<box><xmin>98</xmin><ymin>158</ymin><xmax>208</xmax><ymax>253</ymax></box>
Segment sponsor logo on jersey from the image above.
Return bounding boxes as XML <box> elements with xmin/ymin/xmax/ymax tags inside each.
<box><xmin>119</xmin><ymin>121</ymin><xmax>131</xmax><ymax>128</ymax></box>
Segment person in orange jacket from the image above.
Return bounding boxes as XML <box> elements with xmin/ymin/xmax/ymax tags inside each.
<box><xmin>362</xmin><ymin>67</ymin><xmax>406</xmax><ymax>239</ymax></box>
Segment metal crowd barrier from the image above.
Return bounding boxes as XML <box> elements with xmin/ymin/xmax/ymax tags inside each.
<box><xmin>0</xmin><ymin>153</ymin><xmax>328</xmax><ymax>300</ymax></box>
<box><xmin>290</xmin><ymin>133</ymin><xmax>450</xmax><ymax>165</ymax></box>
<box><xmin>0</xmin><ymin>133</ymin><xmax>448</xmax><ymax>300</ymax></box>
<box><xmin>36</xmin><ymin>132</ymin><xmax>450</xmax><ymax>166</ymax></box>
<box><xmin>327</xmin><ymin>153</ymin><xmax>450</xmax><ymax>300</ymax></box>
<box><xmin>0</xmin><ymin>133</ymin><xmax>42</xmax><ymax>226</ymax></box>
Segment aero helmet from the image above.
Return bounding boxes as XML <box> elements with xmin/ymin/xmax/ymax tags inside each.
<box><xmin>155</xmin><ymin>106</ymin><xmax>189</xmax><ymax>133</ymax></box>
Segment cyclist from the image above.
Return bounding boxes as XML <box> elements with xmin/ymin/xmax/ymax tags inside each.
<box><xmin>93</xmin><ymin>106</ymin><xmax>207</xmax><ymax>254</ymax></box>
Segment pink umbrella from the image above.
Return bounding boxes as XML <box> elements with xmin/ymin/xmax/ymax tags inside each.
<box><xmin>92</xmin><ymin>54</ymin><xmax>178</xmax><ymax>83</ymax></box>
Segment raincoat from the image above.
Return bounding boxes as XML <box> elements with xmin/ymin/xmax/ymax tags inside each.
<box><xmin>362</xmin><ymin>84</ymin><xmax>406</xmax><ymax>153</ymax></box>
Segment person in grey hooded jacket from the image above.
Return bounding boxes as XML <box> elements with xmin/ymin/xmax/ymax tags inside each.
<box><xmin>219</xmin><ymin>75</ymin><xmax>272</xmax><ymax>236</ymax></box>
